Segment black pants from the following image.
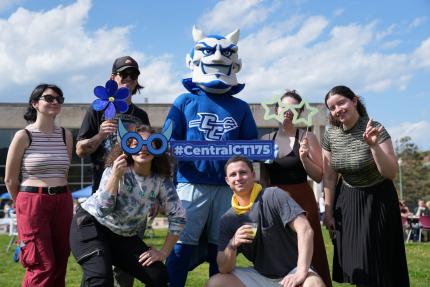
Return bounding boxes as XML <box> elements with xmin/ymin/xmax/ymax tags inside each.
<box><xmin>70</xmin><ymin>206</ymin><xmax>168</xmax><ymax>287</ymax></box>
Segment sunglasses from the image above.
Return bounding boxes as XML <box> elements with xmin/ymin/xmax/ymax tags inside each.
<box><xmin>39</xmin><ymin>95</ymin><xmax>64</xmax><ymax>104</ymax></box>
<box><xmin>117</xmin><ymin>70</ymin><xmax>139</xmax><ymax>80</ymax></box>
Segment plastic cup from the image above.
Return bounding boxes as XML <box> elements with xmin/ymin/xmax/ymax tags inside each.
<box><xmin>246</xmin><ymin>222</ymin><xmax>258</xmax><ymax>239</ymax></box>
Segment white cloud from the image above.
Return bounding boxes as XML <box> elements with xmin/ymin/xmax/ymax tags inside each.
<box><xmin>375</xmin><ymin>24</ymin><xmax>397</xmax><ymax>41</ymax></box>
<box><xmin>230</xmin><ymin>16</ymin><xmax>426</xmax><ymax>103</ymax></box>
<box><xmin>197</xmin><ymin>0</ymin><xmax>275</xmax><ymax>33</ymax></box>
<box><xmin>0</xmin><ymin>0</ymin><xmax>178</xmax><ymax>103</ymax></box>
<box><xmin>387</xmin><ymin>121</ymin><xmax>430</xmax><ymax>151</ymax></box>
<box><xmin>408</xmin><ymin>16</ymin><xmax>427</xmax><ymax>30</ymax></box>
<box><xmin>380</xmin><ymin>39</ymin><xmax>402</xmax><ymax>50</ymax></box>
<box><xmin>0</xmin><ymin>0</ymin><xmax>428</xmax><ymax>109</ymax></box>
<box><xmin>333</xmin><ymin>8</ymin><xmax>344</xmax><ymax>17</ymax></box>
<box><xmin>0</xmin><ymin>0</ymin><xmax>118</xmax><ymax>85</ymax></box>
<box><xmin>411</xmin><ymin>37</ymin><xmax>430</xmax><ymax>69</ymax></box>
<box><xmin>137</xmin><ymin>55</ymin><xmax>183</xmax><ymax>103</ymax></box>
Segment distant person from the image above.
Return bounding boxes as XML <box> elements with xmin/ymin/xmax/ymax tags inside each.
<box><xmin>411</xmin><ymin>199</ymin><xmax>429</xmax><ymax>241</ymax></box>
<box><xmin>414</xmin><ymin>199</ymin><xmax>429</xmax><ymax>217</ymax></box>
<box><xmin>5</xmin><ymin>84</ymin><xmax>73</xmax><ymax>287</ymax></box>
<box><xmin>70</xmin><ymin>125</ymin><xmax>186</xmax><ymax>286</ymax></box>
<box><xmin>261</xmin><ymin>90</ymin><xmax>331</xmax><ymax>286</ymax></box>
<box><xmin>322</xmin><ymin>85</ymin><xmax>409</xmax><ymax>286</ymax></box>
<box><xmin>206</xmin><ymin>156</ymin><xmax>325</xmax><ymax>287</ymax></box>
<box><xmin>399</xmin><ymin>200</ymin><xmax>412</xmax><ymax>222</ymax></box>
<box><xmin>399</xmin><ymin>200</ymin><xmax>412</xmax><ymax>240</ymax></box>
<box><xmin>3</xmin><ymin>200</ymin><xmax>14</xmax><ymax>218</ymax></box>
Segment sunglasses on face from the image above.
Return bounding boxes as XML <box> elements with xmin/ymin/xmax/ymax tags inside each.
<box><xmin>117</xmin><ymin>70</ymin><xmax>139</xmax><ymax>80</ymax></box>
<box><xmin>39</xmin><ymin>94</ymin><xmax>64</xmax><ymax>104</ymax></box>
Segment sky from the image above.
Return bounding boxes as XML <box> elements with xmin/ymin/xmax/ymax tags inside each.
<box><xmin>0</xmin><ymin>0</ymin><xmax>429</xmax><ymax>150</ymax></box>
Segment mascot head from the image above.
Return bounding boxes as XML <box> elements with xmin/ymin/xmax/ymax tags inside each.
<box><xmin>186</xmin><ymin>26</ymin><xmax>242</xmax><ymax>94</ymax></box>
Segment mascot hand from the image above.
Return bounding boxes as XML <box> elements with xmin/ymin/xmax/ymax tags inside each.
<box><xmin>264</xmin><ymin>144</ymin><xmax>278</xmax><ymax>164</ymax></box>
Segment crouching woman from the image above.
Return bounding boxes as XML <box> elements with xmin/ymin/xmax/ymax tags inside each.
<box><xmin>70</xmin><ymin>125</ymin><xmax>186</xmax><ymax>287</ymax></box>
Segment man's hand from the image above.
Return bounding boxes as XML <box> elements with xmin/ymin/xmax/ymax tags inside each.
<box><xmin>279</xmin><ymin>269</ymin><xmax>308</xmax><ymax>287</ymax></box>
<box><xmin>99</xmin><ymin>120</ymin><xmax>117</xmax><ymax>139</ymax></box>
<box><xmin>230</xmin><ymin>224</ymin><xmax>254</xmax><ymax>249</ymax></box>
<box><xmin>76</xmin><ymin>119</ymin><xmax>118</xmax><ymax>158</ymax></box>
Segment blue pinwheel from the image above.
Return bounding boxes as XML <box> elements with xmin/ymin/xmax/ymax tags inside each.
<box><xmin>92</xmin><ymin>80</ymin><xmax>129</xmax><ymax>119</ymax></box>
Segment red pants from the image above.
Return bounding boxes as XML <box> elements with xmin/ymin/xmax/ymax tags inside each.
<box><xmin>16</xmin><ymin>190</ymin><xmax>73</xmax><ymax>287</ymax></box>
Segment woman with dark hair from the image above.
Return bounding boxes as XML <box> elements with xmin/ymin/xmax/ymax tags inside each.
<box><xmin>70</xmin><ymin>125</ymin><xmax>186</xmax><ymax>286</ymax></box>
<box><xmin>5</xmin><ymin>84</ymin><xmax>73</xmax><ymax>286</ymax></box>
<box><xmin>261</xmin><ymin>90</ymin><xmax>331</xmax><ymax>287</ymax></box>
<box><xmin>322</xmin><ymin>85</ymin><xmax>409</xmax><ymax>287</ymax></box>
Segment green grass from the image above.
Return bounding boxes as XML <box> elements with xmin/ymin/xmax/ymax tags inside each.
<box><xmin>0</xmin><ymin>229</ymin><xmax>429</xmax><ymax>286</ymax></box>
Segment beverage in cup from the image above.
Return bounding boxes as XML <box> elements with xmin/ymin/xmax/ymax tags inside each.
<box><xmin>246</xmin><ymin>222</ymin><xmax>258</xmax><ymax>239</ymax></box>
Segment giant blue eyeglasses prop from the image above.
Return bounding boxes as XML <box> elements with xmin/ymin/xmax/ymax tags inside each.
<box><xmin>117</xmin><ymin>118</ymin><xmax>173</xmax><ymax>155</ymax></box>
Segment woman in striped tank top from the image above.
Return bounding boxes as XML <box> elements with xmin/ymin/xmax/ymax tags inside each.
<box><xmin>5</xmin><ymin>84</ymin><xmax>73</xmax><ymax>287</ymax></box>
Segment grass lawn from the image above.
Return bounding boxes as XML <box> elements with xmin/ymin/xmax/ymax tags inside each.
<box><xmin>0</xmin><ymin>229</ymin><xmax>429</xmax><ymax>286</ymax></box>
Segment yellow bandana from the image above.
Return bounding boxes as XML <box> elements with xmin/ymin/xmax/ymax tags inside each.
<box><xmin>231</xmin><ymin>183</ymin><xmax>262</xmax><ymax>215</ymax></box>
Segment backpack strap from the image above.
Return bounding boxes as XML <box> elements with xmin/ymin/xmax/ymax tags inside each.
<box><xmin>24</xmin><ymin>129</ymin><xmax>32</xmax><ymax>146</ymax></box>
<box><xmin>61</xmin><ymin>127</ymin><xmax>66</xmax><ymax>145</ymax></box>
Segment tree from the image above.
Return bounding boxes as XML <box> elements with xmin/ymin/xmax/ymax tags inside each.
<box><xmin>395</xmin><ymin>137</ymin><xmax>430</xmax><ymax>208</ymax></box>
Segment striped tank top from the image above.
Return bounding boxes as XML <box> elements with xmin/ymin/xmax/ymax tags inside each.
<box><xmin>21</xmin><ymin>125</ymin><xmax>70</xmax><ymax>180</ymax></box>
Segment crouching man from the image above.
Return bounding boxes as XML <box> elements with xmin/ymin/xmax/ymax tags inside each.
<box><xmin>206</xmin><ymin>156</ymin><xmax>326</xmax><ymax>287</ymax></box>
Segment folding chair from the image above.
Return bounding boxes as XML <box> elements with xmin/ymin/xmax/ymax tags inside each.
<box><xmin>6</xmin><ymin>213</ymin><xmax>18</xmax><ymax>252</ymax></box>
<box><xmin>401</xmin><ymin>217</ymin><xmax>412</xmax><ymax>242</ymax></box>
<box><xmin>418</xmin><ymin>215</ymin><xmax>430</xmax><ymax>243</ymax></box>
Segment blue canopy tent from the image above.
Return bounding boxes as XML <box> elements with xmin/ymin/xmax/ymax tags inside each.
<box><xmin>0</xmin><ymin>192</ymin><xmax>11</xmax><ymax>200</ymax></box>
<box><xmin>72</xmin><ymin>185</ymin><xmax>92</xmax><ymax>199</ymax></box>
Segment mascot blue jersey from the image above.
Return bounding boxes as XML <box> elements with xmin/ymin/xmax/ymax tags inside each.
<box><xmin>166</xmin><ymin>79</ymin><xmax>258</xmax><ymax>185</ymax></box>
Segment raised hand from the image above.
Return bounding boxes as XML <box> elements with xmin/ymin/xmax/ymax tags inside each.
<box><xmin>363</xmin><ymin>118</ymin><xmax>383</xmax><ymax>146</ymax></box>
<box><xmin>99</xmin><ymin>120</ymin><xmax>117</xmax><ymax>139</ymax></box>
<box><xmin>299</xmin><ymin>137</ymin><xmax>310</xmax><ymax>160</ymax></box>
<box><xmin>112</xmin><ymin>154</ymin><xmax>128</xmax><ymax>178</ymax></box>
<box><xmin>230</xmin><ymin>224</ymin><xmax>254</xmax><ymax>249</ymax></box>
<box><xmin>264</xmin><ymin>143</ymin><xmax>279</xmax><ymax>164</ymax></box>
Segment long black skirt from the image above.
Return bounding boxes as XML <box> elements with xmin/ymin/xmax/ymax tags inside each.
<box><xmin>332</xmin><ymin>179</ymin><xmax>409</xmax><ymax>287</ymax></box>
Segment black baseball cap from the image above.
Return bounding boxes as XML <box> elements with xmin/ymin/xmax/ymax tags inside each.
<box><xmin>112</xmin><ymin>56</ymin><xmax>140</xmax><ymax>74</ymax></box>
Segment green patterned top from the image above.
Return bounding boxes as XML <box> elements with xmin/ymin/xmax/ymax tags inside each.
<box><xmin>321</xmin><ymin>116</ymin><xmax>391</xmax><ymax>187</ymax></box>
<box><xmin>82</xmin><ymin>167</ymin><xmax>186</xmax><ymax>237</ymax></box>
